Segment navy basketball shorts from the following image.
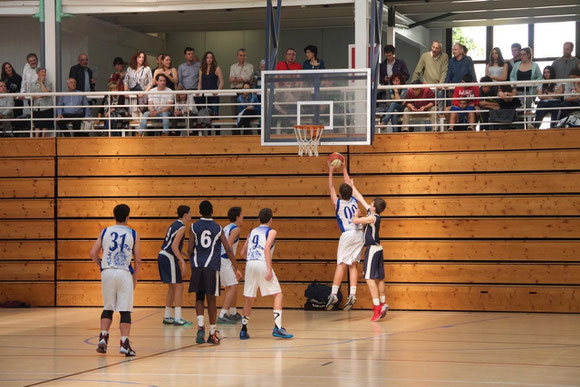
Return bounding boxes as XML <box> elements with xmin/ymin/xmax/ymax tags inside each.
<box><xmin>362</xmin><ymin>245</ymin><xmax>385</xmax><ymax>280</ymax></box>
<box><xmin>157</xmin><ymin>250</ymin><xmax>182</xmax><ymax>284</ymax></box>
<box><xmin>188</xmin><ymin>267</ymin><xmax>220</xmax><ymax>296</ymax></box>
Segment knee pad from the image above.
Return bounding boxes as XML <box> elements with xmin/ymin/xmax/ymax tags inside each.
<box><xmin>196</xmin><ymin>291</ymin><xmax>205</xmax><ymax>301</ymax></box>
<box><xmin>101</xmin><ymin>310</ymin><xmax>113</xmax><ymax>320</ymax></box>
<box><xmin>120</xmin><ymin>311</ymin><xmax>131</xmax><ymax>324</ymax></box>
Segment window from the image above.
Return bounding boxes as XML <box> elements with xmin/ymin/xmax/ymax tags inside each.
<box><xmin>534</xmin><ymin>22</ymin><xmax>576</xmax><ymax>59</ymax></box>
<box><xmin>452</xmin><ymin>26</ymin><xmax>487</xmax><ymax>61</ymax></box>
<box><xmin>493</xmin><ymin>24</ymin><xmax>528</xmax><ymax>63</ymax></box>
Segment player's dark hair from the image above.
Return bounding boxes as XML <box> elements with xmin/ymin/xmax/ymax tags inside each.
<box><xmin>259</xmin><ymin>208</ymin><xmax>273</xmax><ymax>224</ymax></box>
<box><xmin>228</xmin><ymin>207</ymin><xmax>242</xmax><ymax>222</ymax></box>
<box><xmin>339</xmin><ymin>183</ymin><xmax>353</xmax><ymax>200</ymax></box>
<box><xmin>177</xmin><ymin>205</ymin><xmax>190</xmax><ymax>218</ymax></box>
<box><xmin>199</xmin><ymin>200</ymin><xmax>213</xmax><ymax>217</ymax></box>
<box><xmin>373</xmin><ymin>198</ymin><xmax>387</xmax><ymax>214</ymax></box>
<box><xmin>113</xmin><ymin>204</ymin><xmax>130</xmax><ymax>222</ymax></box>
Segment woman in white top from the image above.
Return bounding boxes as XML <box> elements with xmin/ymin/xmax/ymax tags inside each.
<box><xmin>124</xmin><ymin>51</ymin><xmax>153</xmax><ymax>92</ymax></box>
<box><xmin>485</xmin><ymin>47</ymin><xmax>508</xmax><ymax>81</ymax></box>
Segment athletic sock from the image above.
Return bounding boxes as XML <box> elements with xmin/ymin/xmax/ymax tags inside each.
<box><xmin>350</xmin><ymin>286</ymin><xmax>357</xmax><ymax>296</ymax></box>
<box><xmin>197</xmin><ymin>315</ymin><xmax>204</xmax><ymax>328</ymax></box>
<box><xmin>164</xmin><ymin>307</ymin><xmax>172</xmax><ymax>318</ymax></box>
<box><xmin>229</xmin><ymin>307</ymin><xmax>238</xmax><ymax>315</ymax></box>
<box><xmin>121</xmin><ymin>336</ymin><xmax>128</xmax><ymax>343</ymax></box>
<box><xmin>100</xmin><ymin>330</ymin><xmax>108</xmax><ymax>337</ymax></box>
<box><xmin>379</xmin><ymin>296</ymin><xmax>386</xmax><ymax>304</ymax></box>
<box><xmin>372</xmin><ymin>298</ymin><xmax>380</xmax><ymax>306</ymax></box>
<box><xmin>273</xmin><ymin>310</ymin><xmax>282</xmax><ymax>329</ymax></box>
<box><xmin>174</xmin><ymin>307</ymin><xmax>181</xmax><ymax>321</ymax></box>
<box><xmin>331</xmin><ymin>285</ymin><xmax>339</xmax><ymax>296</ymax></box>
<box><xmin>210</xmin><ymin>324</ymin><xmax>216</xmax><ymax>335</ymax></box>
<box><xmin>219</xmin><ymin>308</ymin><xmax>228</xmax><ymax>318</ymax></box>
<box><xmin>241</xmin><ymin>316</ymin><xmax>249</xmax><ymax>329</ymax></box>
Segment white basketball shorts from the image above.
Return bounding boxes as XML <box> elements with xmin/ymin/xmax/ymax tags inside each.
<box><xmin>243</xmin><ymin>260</ymin><xmax>282</xmax><ymax>298</ymax></box>
<box><xmin>337</xmin><ymin>230</ymin><xmax>364</xmax><ymax>265</ymax></box>
<box><xmin>219</xmin><ymin>258</ymin><xmax>238</xmax><ymax>287</ymax></box>
<box><xmin>101</xmin><ymin>268</ymin><xmax>134</xmax><ymax>312</ymax></box>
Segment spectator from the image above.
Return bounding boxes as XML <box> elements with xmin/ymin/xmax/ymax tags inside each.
<box><xmin>156</xmin><ymin>53</ymin><xmax>164</xmax><ymax>70</ymax></box>
<box><xmin>253</xmin><ymin>59</ymin><xmax>266</xmax><ymax>89</ymax></box>
<box><xmin>535</xmin><ymin>66</ymin><xmax>563</xmax><ymax>128</ymax></box>
<box><xmin>478</xmin><ymin>76</ymin><xmax>500</xmax><ymax>130</ymax></box>
<box><xmin>276</xmin><ymin>48</ymin><xmax>302</xmax><ymax>70</ymax></box>
<box><xmin>303</xmin><ymin>45</ymin><xmax>326</xmax><ymax>70</ymax></box>
<box><xmin>381</xmin><ymin>72</ymin><xmax>407</xmax><ymax>130</ymax></box>
<box><xmin>178</xmin><ymin>47</ymin><xmax>201</xmax><ymax>91</ymax></box>
<box><xmin>492</xmin><ymin>84</ymin><xmax>521</xmax><ymax>130</ymax></box>
<box><xmin>510</xmin><ymin>47</ymin><xmax>542</xmax><ymax>109</ymax></box>
<box><xmin>124</xmin><ymin>51</ymin><xmax>153</xmax><ymax>113</ymax></box>
<box><xmin>557</xmin><ymin>69</ymin><xmax>580</xmax><ymax>121</ymax></box>
<box><xmin>1</xmin><ymin>62</ymin><xmax>23</xmax><ymax>120</ymax></box>
<box><xmin>448</xmin><ymin>74</ymin><xmax>479</xmax><ymax>131</ymax></box>
<box><xmin>69</xmin><ymin>53</ymin><xmax>95</xmax><ymax>92</ymax></box>
<box><xmin>198</xmin><ymin>51</ymin><xmax>224</xmax><ymax>117</ymax></box>
<box><xmin>29</xmin><ymin>67</ymin><xmax>53</xmax><ymax>138</ymax></box>
<box><xmin>508</xmin><ymin>43</ymin><xmax>522</xmax><ymax>75</ymax></box>
<box><xmin>56</xmin><ymin>78</ymin><xmax>91</xmax><ymax>137</ymax></box>
<box><xmin>109</xmin><ymin>57</ymin><xmax>126</xmax><ymax>92</ymax></box>
<box><xmin>552</xmin><ymin>42</ymin><xmax>579</xmax><ymax>81</ymax></box>
<box><xmin>236</xmin><ymin>82</ymin><xmax>260</xmax><ymax>133</ymax></box>
<box><xmin>98</xmin><ymin>81</ymin><xmax>129</xmax><ymax>135</ymax></box>
<box><xmin>485</xmin><ymin>47</ymin><xmax>508</xmax><ymax>81</ymax></box>
<box><xmin>21</xmin><ymin>53</ymin><xmax>40</xmax><ymax>96</ymax></box>
<box><xmin>401</xmin><ymin>80</ymin><xmax>436</xmax><ymax>132</ymax></box>
<box><xmin>380</xmin><ymin>45</ymin><xmax>409</xmax><ymax>85</ymax></box>
<box><xmin>0</xmin><ymin>81</ymin><xmax>14</xmax><ymax>136</ymax></box>
<box><xmin>139</xmin><ymin>73</ymin><xmax>174</xmax><ymax>136</ymax></box>
<box><xmin>445</xmin><ymin>43</ymin><xmax>476</xmax><ymax>85</ymax></box>
<box><xmin>153</xmin><ymin>54</ymin><xmax>178</xmax><ymax>90</ymax></box>
<box><xmin>410</xmin><ymin>41</ymin><xmax>448</xmax><ymax>85</ymax></box>
<box><xmin>173</xmin><ymin>86</ymin><xmax>197</xmax><ymax>135</ymax></box>
<box><xmin>229</xmin><ymin>49</ymin><xmax>254</xmax><ymax>89</ymax></box>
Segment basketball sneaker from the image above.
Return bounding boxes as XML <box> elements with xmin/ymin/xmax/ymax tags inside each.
<box><xmin>272</xmin><ymin>326</ymin><xmax>293</xmax><ymax>339</ymax></box>
<box><xmin>229</xmin><ymin>313</ymin><xmax>242</xmax><ymax>321</ymax></box>
<box><xmin>196</xmin><ymin>327</ymin><xmax>205</xmax><ymax>344</ymax></box>
<box><xmin>325</xmin><ymin>294</ymin><xmax>338</xmax><ymax>310</ymax></box>
<box><xmin>239</xmin><ymin>327</ymin><xmax>250</xmax><ymax>340</ymax></box>
<box><xmin>119</xmin><ymin>338</ymin><xmax>136</xmax><ymax>357</ymax></box>
<box><xmin>343</xmin><ymin>295</ymin><xmax>357</xmax><ymax>311</ymax></box>
<box><xmin>162</xmin><ymin>316</ymin><xmax>175</xmax><ymax>325</ymax></box>
<box><xmin>173</xmin><ymin>318</ymin><xmax>191</xmax><ymax>326</ymax></box>
<box><xmin>217</xmin><ymin>315</ymin><xmax>237</xmax><ymax>324</ymax></box>
<box><xmin>379</xmin><ymin>303</ymin><xmax>390</xmax><ymax>319</ymax></box>
<box><xmin>207</xmin><ymin>331</ymin><xmax>220</xmax><ymax>345</ymax></box>
<box><xmin>370</xmin><ymin>305</ymin><xmax>382</xmax><ymax>322</ymax></box>
<box><xmin>96</xmin><ymin>332</ymin><xmax>109</xmax><ymax>353</ymax></box>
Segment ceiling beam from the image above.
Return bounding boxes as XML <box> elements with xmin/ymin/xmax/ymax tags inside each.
<box><xmin>397</xmin><ymin>0</ymin><xmax>575</xmax><ymax>14</ymax></box>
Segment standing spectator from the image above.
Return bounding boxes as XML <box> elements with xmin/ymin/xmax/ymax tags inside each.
<box><xmin>478</xmin><ymin>76</ymin><xmax>500</xmax><ymax>130</ymax></box>
<box><xmin>178</xmin><ymin>47</ymin><xmax>201</xmax><ymax>91</ymax></box>
<box><xmin>139</xmin><ymin>73</ymin><xmax>174</xmax><ymax>136</ymax></box>
<box><xmin>153</xmin><ymin>55</ymin><xmax>178</xmax><ymax>90</ymax></box>
<box><xmin>229</xmin><ymin>49</ymin><xmax>254</xmax><ymax>89</ymax></box>
<box><xmin>552</xmin><ymin>42</ymin><xmax>579</xmax><ymax>80</ymax></box>
<box><xmin>380</xmin><ymin>45</ymin><xmax>409</xmax><ymax>85</ymax></box>
<box><xmin>29</xmin><ymin>67</ymin><xmax>53</xmax><ymax>138</ymax></box>
<box><xmin>401</xmin><ymin>80</ymin><xmax>436</xmax><ymax>132</ymax></box>
<box><xmin>535</xmin><ymin>66</ymin><xmax>563</xmax><ymax>128</ymax></box>
<box><xmin>303</xmin><ymin>45</ymin><xmax>326</xmax><ymax>70</ymax></box>
<box><xmin>98</xmin><ymin>81</ymin><xmax>129</xmax><ymax>135</ymax></box>
<box><xmin>69</xmin><ymin>53</ymin><xmax>95</xmax><ymax>92</ymax></box>
<box><xmin>485</xmin><ymin>47</ymin><xmax>508</xmax><ymax>82</ymax></box>
<box><xmin>448</xmin><ymin>74</ymin><xmax>479</xmax><ymax>131</ymax></box>
<box><xmin>557</xmin><ymin>69</ymin><xmax>580</xmax><ymax>121</ymax></box>
<box><xmin>510</xmin><ymin>47</ymin><xmax>542</xmax><ymax>109</ymax></box>
<box><xmin>124</xmin><ymin>51</ymin><xmax>153</xmax><ymax>115</ymax></box>
<box><xmin>445</xmin><ymin>43</ymin><xmax>476</xmax><ymax>85</ymax></box>
<box><xmin>253</xmin><ymin>59</ymin><xmax>266</xmax><ymax>89</ymax></box>
<box><xmin>0</xmin><ymin>81</ymin><xmax>15</xmax><ymax>137</ymax></box>
<box><xmin>381</xmin><ymin>72</ymin><xmax>407</xmax><ymax>131</ymax></box>
<box><xmin>410</xmin><ymin>41</ymin><xmax>448</xmax><ymax>85</ymax></box>
<box><xmin>236</xmin><ymin>82</ymin><xmax>260</xmax><ymax>133</ymax></box>
<box><xmin>21</xmin><ymin>53</ymin><xmax>41</xmax><ymax>116</ymax></box>
<box><xmin>1</xmin><ymin>62</ymin><xmax>23</xmax><ymax>121</ymax></box>
<box><xmin>109</xmin><ymin>57</ymin><xmax>126</xmax><ymax>92</ymax></box>
<box><xmin>56</xmin><ymin>78</ymin><xmax>91</xmax><ymax>137</ymax></box>
<box><xmin>507</xmin><ymin>43</ymin><xmax>522</xmax><ymax>76</ymax></box>
<box><xmin>276</xmin><ymin>48</ymin><xmax>302</xmax><ymax>70</ymax></box>
<box><xmin>198</xmin><ymin>51</ymin><xmax>224</xmax><ymax>118</ymax></box>
<box><xmin>155</xmin><ymin>53</ymin><xmax>164</xmax><ymax>70</ymax></box>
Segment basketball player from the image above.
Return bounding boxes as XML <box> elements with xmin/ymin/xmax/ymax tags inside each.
<box><xmin>187</xmin><ymin>200</ymin><xmax>242</xmax><ymax>345</ymax></box>
<box><xmin>218</xmin><ymin>206</ymin><xmax>244</xmax><ymax>324</ymax></box>
<box><xmin>238</xmin><ymin>208</ymin><xmax>293</xmax><ymax>340</ymax></box>
<box><xmin>326</xmin><ymin>159</ymin><xmax>364</xmax><ymax>311</ymax></box>
<box><xmin>158</xmin><ymin>205</ymin><xmax>191</xmax><ymax>326</ymax></box>
<box><xmin>90</xmin><ymin>204</ymin><xmax>141</xmax><ymax>357</ymax></box>
<box><xmin>349</xmin><ymin>181</ymin><xmax>389</xmax><ymax>321</ymax></box>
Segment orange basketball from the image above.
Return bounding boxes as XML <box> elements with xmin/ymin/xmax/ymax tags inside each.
<box><xmin>328</xmin><ymin>152</ymin><xmax>345</xmax><ymax>169</ymax></box>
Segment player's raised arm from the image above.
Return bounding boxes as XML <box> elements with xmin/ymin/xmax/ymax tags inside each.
<box><xmin>133</xmin><ymin>233</ymin><xmax>142</xmax><ymax>288</ymax></box>
<box><xmin>264</xmin><ymin>229</ymin><xmax>278</xmax><ymax>281</ymax></box>
<box><xmin>350</xmin><ymin>180</ymin><xmax>371</xmax><ymax>210</ymax></box>
<box><xmin>171</xmin><ymin>226</ymin><xmax>187</xmax><ymax>275</ymax></box>
<box><xmin>353</xmin><ymin>209</ymin><xmax>376</xmax><ymax>225</ymax></box>
<box><xmin>220</xmin><ymin>230</ymin><xmax>242</xmax><ymax>280</ymax></box>
<box><xmin>328</xmin><ymin>161</ymin><xmax>338</xmax><ymax>204</ymax></box>
<box><xmin>89</xmin><ymin>234</ymin><xmax>102</xmax><ymax>267</ymax></box>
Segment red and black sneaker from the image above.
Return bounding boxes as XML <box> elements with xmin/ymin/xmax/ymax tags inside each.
<box><xmin>96</xmin><ymin>332</ymin><xmax>109</xmax><ymax>353</ymax></box>
<box><xmin>119</xmin><ymin>338</ymin><xmax>136</xmax><ymax>357</ymax></box>
<box><xmin>207</xmin><ymin>331</ymin><xmax>221</xmax><ymax>345</ymax></box>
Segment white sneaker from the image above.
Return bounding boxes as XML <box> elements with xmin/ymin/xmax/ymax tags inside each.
<box><xmin>343</xmin><ymin>295</ymin><xmax>357</xmax><ymax>311</ymax></box>
<box><xmin>325</xmin><ymin>294</ymin><xmax>338</xmax><ymax>310</ymax></box>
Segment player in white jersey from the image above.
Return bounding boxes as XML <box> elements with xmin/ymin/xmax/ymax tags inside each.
<box><xmin>217</xmin><ymin>207</ymin><xmax>244</xmax><ymax>324</ymax></box>
<box><xmin>238</xmin><ymin>208</ymin><xmax>293</xmax><ymax>340</ymax></box>
<box><xmin>90</xmin><ymin>204</ymin><xmax>141</xmax><ymax>357</ymax></box>
<box><xmin>326</xmin><ymin>159</ymin><xmax>364</xmax><ymax>311</ymax></box>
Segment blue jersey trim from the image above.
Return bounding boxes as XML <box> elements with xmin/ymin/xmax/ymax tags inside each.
<box><xmin>335</xmin><ymin>199</ymin><xmax>346</xmax><ymax>232</ymax></box>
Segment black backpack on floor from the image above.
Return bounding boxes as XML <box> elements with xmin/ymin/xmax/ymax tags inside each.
<box><xmin>304</xmin><ymin>280</ymin><xmax>343</xmax><ymax>310</ymax></box>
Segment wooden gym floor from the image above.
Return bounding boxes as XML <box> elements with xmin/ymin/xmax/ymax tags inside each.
<box><xmin>0</xmin><ymin>308</ymin><xmax>579</xmax><ymax>386</ymax></box>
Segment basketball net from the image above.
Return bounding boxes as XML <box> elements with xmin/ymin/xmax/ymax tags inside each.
<box><xmin>293</xmin><ymin>125</ymin><xmax>324</xmax><ymax>157</ymax></box>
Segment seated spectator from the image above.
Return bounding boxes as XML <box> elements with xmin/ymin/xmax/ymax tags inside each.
<box><xmin>236</xmin><ymin>82</ymin><xmax>260</xmax><ymax>133</ymax></box>
<box><xmin>1</xmin><ymin>62</ymin><xmax>23</xmax><ymax>121</ymax></box>
<box><xmin>509</xmin><ymin>47</ymin><xmax>542</xmax><ymax>109</ymax></box>
<box><xmin>109</xmin><ymin>57</ymin><xmax>126</xmax><ymax>91</ymax></box>
<box><xmin>98</xmin><ymin>81</ymin><xmax>129</xmax><ymax>136</ymax></box>
<box><xmin>253</xmin><ymin>59</ymin><xmax>266</xmax><ymax>89</ymax></box>
<box><xmin>153</xmin><ymin>55</ymin><xmax>178</xmax><ymax>90</ymax></box>
<box><xmin>382</xmin><ymin>72</ymin><xmax>407</xmax><ymax>131</ymax></box>
<box><xmin>478</xmin><ymin>76</ymin><xmax>500</xmax><ymax>130</ymax></box>
<box><xmin>56</xmin><ymin>78</ymin><xmax>91</xmax><ymax>137</ymax></box>
<box><xmin>30</xmin><ymin>67</ymin><xmax>53</xmax><ymax>138</ymax></box>
<box><xmin>485</xmin><ymin>47</ymin><xmax>508</xmax><ymax>81</ymax></box>
<box><xmin>380</xmin><ymin>45</ymin><xmax>409</xmax><ymax>85</ymax></box>
<box><xmin>448</xmin><ymin>74</ymin><xmax>479</xmax><ymax>131</ymax></box>
<box><xmin>173</xmin><ymin>86</ymin><xmax>197</xmax><ymax>135</ymax></box>
<box><xmin>276</xmin><ymin>48</ymin><xmax>302</xmax><ymax>70</ymax></box>
<box><xmin>303</xmin><ymin>45</ymin><xmax>325</xmax><ymax>70</ymax></box>
<box><xmin>492</xmin><ymin>84</ymin><xmax>521</xmax><ymax>130</ymax></box>
<box><xmin>535</xmin><ymin>66</ymin><xmax>563</xmax><ymax>128</ymax></box>
<box><xmin>401</xmin><ymin>80</ymin><xmax>436</xmax><ymax>132</ymax></box>
<box><xmin>229</xmin><ymin>49</ymin><xmax>254</xmax><ymax>89</ymax></box>
<box><xmin>557</xmin><ymin>69</ymin><xmax>580</xmax><ymax>121</ymax></box>
<box><xmin>0</xmin><ymin>81</ymin><xmax>15</xmax><ymax>137</ymax></box>
<box><xmin>139</xmin><ymin>73</ymin><xmax>174</xmax><ymax>136</ymax></box>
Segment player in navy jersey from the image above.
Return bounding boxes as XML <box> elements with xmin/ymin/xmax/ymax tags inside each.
<box><xmin>90</xmin><ymin>204</ymin><xmax>141</xmax><ymax>356</ymax></box>
<box><xmin>218</xmin><ymin>206</ymin><xmax>244</xmax><ymax>324</ymax></box>
<box><xmin>187</xmin><ymin>200</ymin><xmax>242</xmax><ymax>345</ymax></box>
<box><xmin>349</xmin><ymin>179</ymin><xmax>388</xmax><ymax>321</ymax></box>
<box><xmin>158</xmin><ymin>205</ymin><xmax>191</xmax><ymax>326</ymax></box>
<box><xmin>326</xmin><ymin>159</ymin><xmax>364</xmax><ymax>311</ymax></box>
<box><xmin>238</xmin><ymin>208</ymin><xmax>293</xmax><ymax>340</ymax></box>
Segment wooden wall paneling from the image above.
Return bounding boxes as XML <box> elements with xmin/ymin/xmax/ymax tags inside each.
<box><xmin>0</xmin><ymin>158</ymin><xmax>55</xmax><ymax>177</ymax></box>
<box><xmin>0</xmin><ymin>241</ymin><xmax>55</xmax><ymax>260</ymax></box>
<box><xmin>0</xmin><ymin>199</ymin><xmax>54</xmax><ymax>219</ymax></box>
<box><xmin>0</xmin><ymin>179</ymin><xmax>54</xmax><ymax>198</ymax></box>
<box><xmin>0</xmin><ymin>282</ymin><xmax>55</xmax><ymax>306</ymax></box>
<box><xmin>0</xmin><ymin>138</ymin><xmax>55</xmax><ymax>157</ymax></box>
<box><xmin>0</xmin><ymin>220</ymin><xmax>55</xmax><ymax>239</ymax></box>
<box><xmin>0</xmin><ymin>262</ymin><xmax>55</xmax><ymax>281</ymax></box>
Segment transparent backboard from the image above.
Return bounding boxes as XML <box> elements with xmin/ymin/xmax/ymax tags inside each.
<box><xmin>261</xmin><ymin>69</ymin><xmax>371</xmax><ymax>146</ymax></box>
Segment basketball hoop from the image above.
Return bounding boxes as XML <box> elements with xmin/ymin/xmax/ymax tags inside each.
<box><xmin>293</xmin><ymin>125</ymin><xmax>324</xmax><ymax>157</ymax></box>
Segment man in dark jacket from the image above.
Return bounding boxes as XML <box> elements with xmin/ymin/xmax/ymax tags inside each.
<box><xmin>379</xmin><ymin>45</ymin><xmax>409</xmax><ymax>85</ymax></box>
<box><xmin>69</xmin><ymin>53</ymin><xmax>95</xmax><ymax>92</ymax></box>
